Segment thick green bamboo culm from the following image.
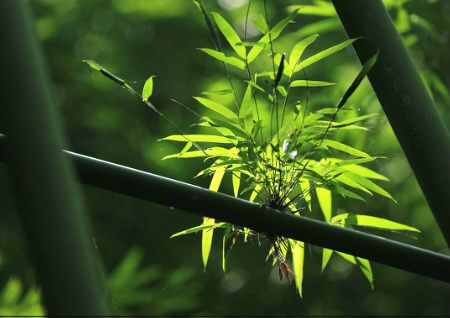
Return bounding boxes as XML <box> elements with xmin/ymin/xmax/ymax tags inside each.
<box><xmin>0</xmin><ymin>1</ymin><xmax>109</xmax><ymax>315</ymax></box>
<box><xmin>1</xmin><ymin>137</ymin><xmax>448</xmax><ymax>283</ymax></box>
<box><xmin>331</xmin><ymin>0</ymin><xmax>450</xmax><ymax>247</ymax></box>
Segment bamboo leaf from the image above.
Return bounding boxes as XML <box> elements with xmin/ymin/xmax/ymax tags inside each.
<box><xmin>292</xmin><ymin>240</ymin><xmax>305</xmax><ymax>298</ymax></box>
<box><xmin>323</xmin><ymin>139</ymin><xmax>371</xmax><ymax>158</ymax></box>
<box><xmin>232</xmin><ymin>171</ymin><xmax>240</xmax><ymax>197</ymax></box>
<box><xmin>247</xmin><ymin>10</ymin><xmax>299</xmax><ymax>63</ymax></box>
<box><xmin>332</xmin><ymin>213</ymin><xmax>420</xmax><ymax>232</ymax></box>
<box><xmin>199</xmin><ymin>48</ymin><xmax>246</xmax><ymax>70</ymax></box>
<box><xmin>336</xmin><ymin>51</ymin><xmax>379</xmax><ymax>109</ymax></box>
<box><xmin>211</xmin><ymin>12</ymin><xmax>246</xmax><ymax>59</ymax></box>
<box><xmin>194</xmin><ymin>96</ymin><xmax>239</xmax><ymax>120</ymax></box>
<box><xmin>239</xmin><ymin>83</ymin><xmax>253</xmax><ymax>131</ymax></box>
<box><xmin>161</xmin><ymin>134</ymin><xmax>234</xmax><ymax>144</ymax></box>
<box><xmin>142</xmin><ymin>76</ymin><xmax>154</xmax><ymax>101</ymax></box>
<box><xmin>321</xmin><ymin>248</ymin><xmax>333</xmax><ymax>272</ymax></box>
<box><xmin>252</xmin><ymin>14</ymin><xmax>268</xmax><ymax>33</ymax></box>
<box><xmin>290</xmin><ymin>80</ymin><xmax>335</xmax><ymax>87</ymax></box>
<box><xmin>170</xmin><ymin>223</ymin><xmax>226</xmax><ymax>238</ymax></box>
<box><xmin>346</xmin><ymin>173</ymin><xmax>396</xmax><ymax>201</ymax></box>
<box><xmin>339</xmin><ymin>164</ymin><xmax>389</xmax><ymax>181</ymax></box>
<box><xmin>294</xmin><ymin>39</ymin><xmax>356</xmax><ymax>72</ymax></box>
<box><xmin>316</xmin><ymin>187</ymin><xmax>332</xmax><ymax>222</ymax></box>
<box><xmin>202</xmin><ymin>166</ymin><xmax>226</xmax><ymax>270</ymax></box>
<box><xmin>289</xmin><ymin>34</ymin><xmax>319</xmax><ymax>68</ymax></box>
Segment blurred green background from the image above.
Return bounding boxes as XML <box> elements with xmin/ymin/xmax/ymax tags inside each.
<box><xmin>0</xmin><ymin>0</ymin><xmax>449</xmax><ymax>315</ymax></box>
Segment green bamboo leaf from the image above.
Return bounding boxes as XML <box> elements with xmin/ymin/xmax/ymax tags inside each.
<box><xmin>294</xmin><ymin>38</ymin><xmax>357</xmax><ymax>72</ymax></box>
<box><xmin>222</xmin><ymin>228</ymin><xmax>236</xmax><ymax>272</ymax></box>
<box><xmin>201</xmin><ymin>89</ymin><xmax>234</xmax><ymax>96</ymax></box>
<box><xmin>239</xmin><ymin>83</ymin><xmax>253</xmax><ymax>131</ymax></box>
<box><xmin>232</xmin><ymin>171</ymin><xmax>241</xmax><ymax>197</ymax></box>
<box><xmin>323</xmin><ymin>139</ymin><xmax>371</xmax><ymax>158</ymax></box>
<box><xmin>321</xmin><ymin>248</ymin><xmax>333</xmax><ymax>272</ymax></box>
<box><xmin>289</xmin><ymin>34</ymin><xmax>319</xmax><ymax>68</ymax></box>
<box><xmin>193</xmin><ymin>0</ymin><xmax>222</xmax><ymax>51</ymax></box>
<box><xmin>292</xmin><ymin>240</ymin><xmax>305</xmax><ymax>298</ymax></box>
<box><xmin>199</xmin><ymin>48</ymin><xmax>246</xmax><ymax>70</ymax></box>
<box><xmin>340</xmin><ymin>164</ymin><xmax>389</xmax><ymax>181</ymax></box>
<box><xmin>335</xmin><ymin>251</ymin><xmax>374</xmax><ymax>289</ymax></box>
<box><xmin>335</xmin><ymin>174</ymin><xmax>373</xmax><ymax>195</ymax></box>
<box><xmin>170</xmin><ymin>222</ymin><xmax>226</xmax><ymax>238</ymax></box>
<box><xmin>211</xmin><ymin>12</ymin><xmax>246</xmax><ymax>59</ymax></box>
<box><xmin>332</xmin><ymin>213</ymin><xmax>420</xmax><ymax>232</ymax></box>
<box><xmin>346</xmin><ymin>173</ymin><xmax>395</xmax><ymax>201</ymax></box>
<box><xmin>316</xmin><ymin>187</ymin><xmax>332</xmax><ymax>222</ymax></box>
<box><xmin>194</xmin><ymin>96</ymin><xmax>238</xmax><ymax>120</ymax></box>
<box><xmin>290</xmin><ymin>80</ymin><xmax>335</xmax><ymax>87</ymax></box>
<box><xmin>288</xmin><ymin>3</ymin><xmax>336</xmax><ymax>17</ymax></box>
<box><xmin>252</xmin><ymin>14</ymin><xmax>268</xmax><ymax>33</ymax></box>
<box><xmin>336</xmin><ymin>51</ymin><xmax>379</xmax><ymax>109</ymax></box>
<box><xmin>247</xmin><ymin>10</ymin><xmax>299</xmax><ymax>63</ymax></box>
<box><xmin>202</xmin><ymin>166</ymin><xmax>226</xmax><ymax>270</ymax></box>
<box><xmin>332</xmin><ymin>114</ymin><xmax>378</xmax><ymax>127</ymax></box>
<box><xmin>160</xmin><ymin>134</ymin><xmax>234</xmax><ymax>144</ymax></box>
<box><xmin>162</xmin><ymin>147</ymin><xmax>239</xmax><ymax>160</ymax></box>
<box><xmin>142</xmin><ymin>76</ymin><xmax>154</xmax><ymax>101</ymax></box>
<box><xmin>357</xmin><ymin>258</ymin><xmax>374</xmax><ymax>290</ymax></box>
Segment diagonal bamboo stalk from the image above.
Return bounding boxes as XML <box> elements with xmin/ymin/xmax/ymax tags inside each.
<box><xmin>331</xmin><ymin>0</ymin><xmax>450</xmax><ymax>247</ymax></box>
<box><xmin>0</xmin><ymin>1</ymin><xmax>109</xmax><ymax>315</ymax></box>
<box><xmin>1</xmin><ymin>136</ymin><xmax>448</xmax><ymax>283</ymax></box>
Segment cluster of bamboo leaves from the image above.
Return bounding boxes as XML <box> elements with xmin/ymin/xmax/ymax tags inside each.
<box><xmin>83</xmin><ymin>1</ymin><xmax>420</xmax><ymax>299</ymax></box>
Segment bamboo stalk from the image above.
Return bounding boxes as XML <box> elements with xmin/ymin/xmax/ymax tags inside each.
<box><xmin>0</xmin><ymin>1</ymin><xmax>109</xmax><ymax>315</ymax></box>
<box><xmin>331</xmin><ymin>0</ymin><xmax>450</xmax><ymax>247</ymax></box>
<box><xmin>1</xmin><ymin>136</ymin><xmax>447</xmax><ymax>283</ymax></box>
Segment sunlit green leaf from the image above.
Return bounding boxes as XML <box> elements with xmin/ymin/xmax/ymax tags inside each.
<box><xmin>294</xmin><ymin>39</ymin><xmax>356</xmax><ymax>72</ymax></box>
<box><xmin>323</xmin><ymin>139</ymin><xmax>371</xmax><ymax>158</ymax></box>
<box><xmin>161</xmin><ymin>134</ymin><xmax>234</xmax><ymax>144</ymax></box>
<box><xmin>332</xmin><ymin>213</ymin><xmax>420</xmax><ymax>232</ymax></box>
<box><xmin>292</xmin><ymin>240</ymin><xmax>305</xmax><ymax>298</ymax></box>
<box><xmin>290</xmin><ymin>80</ymin><xmax>335</xmax><ymax>87</ymax></box>
<box><xmin>239</xmin><ymin>83</ymin><xmax>253</xmax><ymax>131</ymax></box>
<box><xmin>316</xmin><ymin>187</ymin><xmax>332</xmax><ymax>222</ymax></box>
<box><xmin>321</xmin><ymin>248</ymin><xmax>333</xmax><ymax>272</ymax></box>
<box><xmin>252</xmin><ymin>14</ymin><xmax>268</xmax><ymax>33</ymax></box>
<box><xmin>232</xmin><ymin>171</ymin><xmax>240</xmax><ymax>197</ymax></box>
<box><xmin>194</xmin><ymin>96</ymin><xmax>239</xmax><ymax>120</ymax></box>
<box><xmin>211</xmin><ymin>12</ymin><xmax>246</xmax><ymax>59</ymax></box>
<box><xmin>247</xmin><ymin>10</ymin><xmax>299</xmax><ymax>63</ymax></box>
<box><xmin>142</xmin><ymin>76</ymin><xmax>154</xmax><ymax>101</ymax></box>
<box><xmin>289</xmin><ymin>34</ymin><xmax>319</xmax><ymax>68</ymax></box>
<box><xmin>170</xmin><ymin>223</ymin><xmax>226</xmax><ymax>238</ymax></box>
<box><xmin>202</xmin><ymin>166</ymin><xmax>226</xmax><ymax>269</ymax></box>
<box><xmin>199</xmin><ymin>48</ymin><xmax>246</xmax><ymax>70</ymax></box>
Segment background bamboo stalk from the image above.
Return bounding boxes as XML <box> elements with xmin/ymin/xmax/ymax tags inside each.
<box><xmin>331</xmin><ymin>0</ymin><xmax>450</xmax><ymax>247</ymax></box>
<box><xmin>0</xmin><ymin>1</ymin><xmax>109</xmax><ymax>315</ymax></box>
<box><xmin>1</xmin><ymin>137</ymin><xmax>447</xmax><ymax>283</ymax></box>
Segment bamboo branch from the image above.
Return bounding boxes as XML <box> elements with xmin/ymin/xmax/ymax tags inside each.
<box><xmin>1</xmin><ymin>136</ymin><xmax>448</xmax><ymax>283</ymax></box>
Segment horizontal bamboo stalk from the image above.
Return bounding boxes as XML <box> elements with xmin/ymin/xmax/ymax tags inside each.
<box><xmin>0</xmin><ymin>135</ymin><xmax>448</xmax><ymax>283</ymax></box>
